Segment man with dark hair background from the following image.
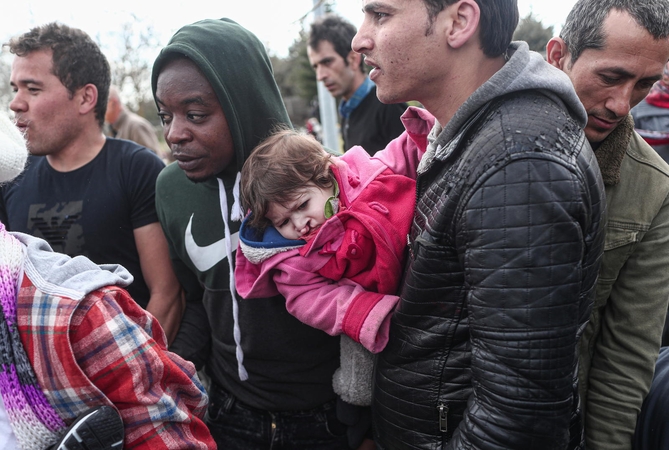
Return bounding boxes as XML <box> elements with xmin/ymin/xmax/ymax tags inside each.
<box><xmin>308</xmin><ymin>14</ymin><xmax>406</xmax><ymax>155</ymax></box>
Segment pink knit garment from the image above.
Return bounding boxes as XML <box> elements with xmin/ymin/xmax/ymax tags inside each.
<box><xmin>0</xmin><ymin>223</ymin><xmax>66</xmax><ymax>450</ymax></box>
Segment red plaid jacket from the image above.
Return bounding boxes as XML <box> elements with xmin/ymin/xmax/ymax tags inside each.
<box><xmin>17</xmin><ymin>273</ymin><xmax>216</xmax><ymax>449</ymax></box>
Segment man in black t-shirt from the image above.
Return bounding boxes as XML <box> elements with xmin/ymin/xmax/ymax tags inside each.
<box><xmin>308</xmin><ymin>14</ymin><xmax>407</xmax><ymax>155</ymax></box>
<box><xmin>1</xmin><ymin>22</ymin><xmax>183</xmax><ymax>343</ymax></box>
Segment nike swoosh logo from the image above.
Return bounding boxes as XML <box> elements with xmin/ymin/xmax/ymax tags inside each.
<box><xmin>184</xmin><ymin>213</ymin><xmax>239</xmax><ymax>272</ymax></box>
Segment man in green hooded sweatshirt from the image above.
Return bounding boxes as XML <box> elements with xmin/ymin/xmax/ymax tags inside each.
<box><xmin>151</xmin><ymin>19</ymin><xmax>346</xmax><ymax>449</ymax></box>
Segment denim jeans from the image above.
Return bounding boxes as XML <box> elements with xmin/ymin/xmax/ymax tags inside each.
<box><xmin>206</xmin><ymin>383</ymin><xmax>349</xmax><ymax>449</ymax></box>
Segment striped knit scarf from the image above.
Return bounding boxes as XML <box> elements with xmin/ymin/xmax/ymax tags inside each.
<box><xmin>0</xmin><ymin>223</ymin><xmax>66</xmax><ymax>449</ymax></box>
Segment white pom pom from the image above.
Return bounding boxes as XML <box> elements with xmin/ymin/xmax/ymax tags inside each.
<box><xmin>0</xmin><ymin>112</ymin><xmax>28</xmax><ymax>183</ymax></box>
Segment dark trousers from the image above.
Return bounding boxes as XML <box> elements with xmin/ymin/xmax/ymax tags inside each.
<box><xmin>206</xmin><ymin>383</ymin><xmax>349</xmax><ymax>450</ymax></box>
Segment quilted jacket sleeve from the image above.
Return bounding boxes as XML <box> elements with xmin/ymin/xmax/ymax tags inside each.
<box><xmin>448</xmin><ymin>155</ymin><xmax>600</xmax><ymax>449</ymax></box>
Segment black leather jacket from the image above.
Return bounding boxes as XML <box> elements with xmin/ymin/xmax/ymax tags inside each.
<box><xmin>373</xmin><ymin>91</ymin><xmax>606</xmax><ymax>450</ymax></box>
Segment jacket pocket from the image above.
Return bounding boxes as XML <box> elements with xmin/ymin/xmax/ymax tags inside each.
<box><xmin>597</xmin><ymin>225</ymin><xmax>641</xmax><ymax>298</ymax></box>
<box><xmin>603</xmin><ymin>226</ymin><xmax>640</xmax><ymax>253</ymax></box>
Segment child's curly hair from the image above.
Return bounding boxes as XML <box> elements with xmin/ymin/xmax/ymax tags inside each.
<box><xmin>241</xmin><ymin>127</ymin><xmax>335</xmax><ymax>230</ymax></box>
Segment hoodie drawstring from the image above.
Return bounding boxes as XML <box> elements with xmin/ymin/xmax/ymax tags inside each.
<box><xmin>218</xmin><ymin>176</ymin><xmax>248</xmax><ymax>381</ymax></box>
<box><xmin>231</xmin><ymin>172</ymin><xmax>242</xmax><ymax>222</ymax></box>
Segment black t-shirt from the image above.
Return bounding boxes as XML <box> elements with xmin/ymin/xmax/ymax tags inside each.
<box><xmin>0</xmin><ymin>138</ymin><xmax>165</xmax><ymax>307</ymax></box>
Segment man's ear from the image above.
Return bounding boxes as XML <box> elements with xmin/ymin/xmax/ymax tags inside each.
<box><xmin>77</xmin><ymin>83</ymin><xmax>99</xmax><ymax>116</ymax></box>
<box><xmin>347</xmin><ymin>50</ymin><xmax>362</xmax><ymax>69</ymax></box>
<box><xmin>546</xmin><ymin>37</ymin><xmax>569</xmax><ymax>69</ymax></box>
<box><xmin>447</xmin><ymin>0</ymin><xmax>481</xmax><ymax>50</ymax></box>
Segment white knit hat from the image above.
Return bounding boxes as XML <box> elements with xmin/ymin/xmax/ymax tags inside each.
<box><xmin>0</xmin><ymin>112</ymin><xmax>28</xmax><ymax>184</ymax></box>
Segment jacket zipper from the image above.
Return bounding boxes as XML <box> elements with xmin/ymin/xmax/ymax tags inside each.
<box><xmin>438</xmin><ymin>403</ymin><xmax>448</xmax><ymax>433</ymax></box>
<box><xmin>409</xmin><ymin>169</ymin><xmax>429</xmax><ymax>260</ymax></box>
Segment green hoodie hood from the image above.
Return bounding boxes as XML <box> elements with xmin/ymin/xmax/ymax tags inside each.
<box><xmin>151</xmin><ymin>18</ymin><xmax>291</xmax><ymax>175</ymax></box>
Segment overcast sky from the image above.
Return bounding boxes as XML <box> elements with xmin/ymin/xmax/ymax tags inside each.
<box><xmin>1</xmin><ymin>1</ymin><xmax>577</xmax><ymax>58</ymax></box>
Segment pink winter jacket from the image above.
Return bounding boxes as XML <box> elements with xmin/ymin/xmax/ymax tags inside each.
<box><xmin>235</xmin><ymin>107</ymin><xmax>435</xmax><ymax>353</ymax></box>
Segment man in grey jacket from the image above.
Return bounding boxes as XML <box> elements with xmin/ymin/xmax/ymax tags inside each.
<box><xmin>105</xmin><ymin>86</ymin><xmax>169</xmax><ymax>161</ymax></box>
<box><xmin>546</xmin><ymin>1</ymin><xmax>669</xmax><ymax>449</ymax></box>
<box><xmin>352</xmin><ymin>0</ymin><xmax>606</xmax><ymax>448</ymax></box>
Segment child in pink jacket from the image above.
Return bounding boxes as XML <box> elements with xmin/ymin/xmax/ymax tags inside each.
<box><xmin>235</xmin><ymin>106</ymin><xmax>434</xmax><ymax>354</ymax></box>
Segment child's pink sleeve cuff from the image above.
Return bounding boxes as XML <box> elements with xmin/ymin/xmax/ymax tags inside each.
<box><xmin>342</xmin><ymin>292</ymin><xmax>399</xmax><ymax>353</ymax></box>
